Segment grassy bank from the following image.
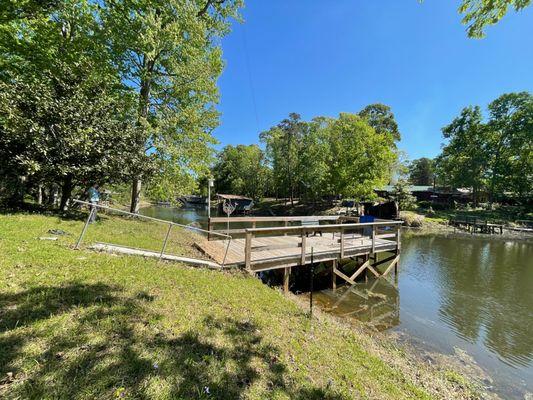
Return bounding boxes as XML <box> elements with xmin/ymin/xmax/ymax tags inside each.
<box><xmin>0</xmin><ymin>212</ymin><xmax>482</xmax><ymax>399</ymax></box>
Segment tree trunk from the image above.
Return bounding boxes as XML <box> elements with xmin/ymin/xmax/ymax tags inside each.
<box><xmin>60</xmin><ymin>175</ymin><xmax>73</xmax><ymax>211</ymax></box>
<box><xmin>37</xmin><ymin>184</ymin><xmax>43</xmax><ymax>205</ymax></box>
<box><xmin>130</xmin><ymin>178</ymin><xmax>142</xmax><ymax>213</ymax></box>
<box><xmin>130</xmin><ymin>55</ymin><xmax>153</xmax><ymax>214</ymax></box>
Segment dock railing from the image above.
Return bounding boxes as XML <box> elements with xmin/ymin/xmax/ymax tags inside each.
<box><xmin>73</xmin><ymin>199</ymin><xmax>233</xmax><ymax>266</ymax></box>
<box><xmin>242</xmin><ymin>220</ymin><xmax>403</xmax><ymax>270</ymax></box>
<box><xmin>207</xmin><ymin>215</ymin><xmax>345</xmax><ymax>237</ymax></box>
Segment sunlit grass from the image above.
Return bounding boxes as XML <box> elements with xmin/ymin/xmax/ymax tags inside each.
<box><xmin>0</xmin><ymin>212</ymin><xmax>479</xmax><ymax>399</ymax></box>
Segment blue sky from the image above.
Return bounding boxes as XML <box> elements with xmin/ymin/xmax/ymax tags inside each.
<box><xmin>214</xmin><ymin>0</ymin><xmax>533</xmax><ymax>160</ymax></box>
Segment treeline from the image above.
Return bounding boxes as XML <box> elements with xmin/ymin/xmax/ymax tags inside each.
<box><xmin>407</xmin><ymin>92</ymin><xmax>532</xmax><ymax>205</ymax></box>
<box><xmin>0</xmin><ymin>0</ymin><xmax>241</xmax><ymax>211</ymax></box>
<box><xmin>213</xmin><ymin>105</ymin><xmax>401</xmax><ymax>202</ymax></box>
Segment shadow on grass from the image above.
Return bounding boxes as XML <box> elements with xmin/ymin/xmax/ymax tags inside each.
<box><xmin>0</xmin><ymin>283</ymin><xmax>348</xmax><ymax>399</ymax></box>
<box><xmin>0</xmin><ymin>203</ymin><xmax>90</xmax><ymax>222</ymax></box>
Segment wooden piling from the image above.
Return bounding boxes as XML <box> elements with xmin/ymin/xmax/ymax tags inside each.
<box><xmin>283</xmin><ymin>267</ymin><xmax>290</xmax><ymax>293</ymax></box>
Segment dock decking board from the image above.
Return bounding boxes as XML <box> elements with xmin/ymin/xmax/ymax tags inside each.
<box><xmin>196</xmin><ymin>232</ymin><xmax>398</xmax><ymax>271</ymax></box>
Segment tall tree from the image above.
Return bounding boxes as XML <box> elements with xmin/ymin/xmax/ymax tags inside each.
<box><xmin>459</xmin><ymin>0</ymin><xmax>532</xmax><ymax>38</ymax></box>
<box><xmin>358</xmin><ymin>104</ymin><xmax>401</xmax><ymax>142</ymax></box>
<box><xmin>326</xmin><ymin>113</ymin><xmax>396</xmax><ymax>200</ymax></box>
<box><xmin>436</xmin><ymin>106</ymin><xmax>488</xmax><ymax>205</ymax></box>
<box><xmin>213</xmin><ymin>144</ymin><xmax>268</xmax><ymax>199</ymax></box>
<box><xmin>409</xmin><ymin>158</ymin><xmax>435</xmax><ymax>186</ymax></box>
<box><xmin>485</xmin><ymin>92</ymin><xmax>533</xmax><ymax>202</ymax></box>
<box><xmin>102</xmin><ymin>0</ymin><xmax>242</xmax><ymax>213</ymax></box>
<box><xmin>436</xmin><ymin>93</ymin><xmax>532</xmax><ymax>205</ymax></box>
<box><xmin>0</xmin><ymin>0</ymin><xmax>140</xmax><ymax>209</ymax></box>
<box><xmin>260</xmin><ymin>113</ymin><xmax>307</xmax><ymax>204</ymax></box>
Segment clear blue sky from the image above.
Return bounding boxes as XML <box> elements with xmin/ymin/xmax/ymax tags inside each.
<box><xmin>214</xmin><ymin>0</ymin><xmax>533</xmax><ymax>160</ymax></box>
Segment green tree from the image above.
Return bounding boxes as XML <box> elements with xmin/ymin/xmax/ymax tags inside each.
<box><xmin>436</xmin><ymin>106</ymin><xmax>488</xmax><ymax>205</ymax></box>
<box><xmin>213</xmin><ymin>144</ymin><xmax>268</xmax><ymax>199</ymax></box>
<box><xmin>298</xmin><ymin>117</ymin><xmax>332</xmax><ymax>201</ymax></box>
<box><xmin>327</xmin><ymin>113</ymin><xmax>396</xmax><ymax>200</ymax></box>
<box><xmin>391</xmin><ymin>179</ymin><xmax>416</xmax><ymax>211</ymax></box>
<box><xmin>485</xmin><ymin>92</ymin><xmax>533</xmax><ymax>202</ymax></box>
<box><xmin>459</xmin><ymin>0</ymin><xmax>532</xmax><ymax>38</ymax></box>
<box><xmin>260</xmin><ymin>113</ymin><xmax>307</xmax><ymax>204</ymax></box>
<box><xmin>409</xmin><ymin>158</ymin><xmax>435</xmax><ymax>186</ymax></box>
<box><xmin>435</xmin><ymin>93</ymin><xmax>532</xmax><ymax>205</ymax></box>
<box><xmin>0</xmin><ymin>0</ymin><xmax>141</xmax><ymax>209</ymax></box>
<box><xmin>102</xmin><ymin>0</ymin><xmax>242</xmax><ymax>213</ymax></box>
<box><xmin>358</xmin><ymin>103</ymin><xmax>401</xmax><ymax>142</ymax></box>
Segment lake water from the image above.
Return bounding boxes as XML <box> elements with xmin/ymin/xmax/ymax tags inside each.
<box><xmin>141</xmin><ymin>205</ymin><xmax>533</xmax><ymax>399</ymax></box>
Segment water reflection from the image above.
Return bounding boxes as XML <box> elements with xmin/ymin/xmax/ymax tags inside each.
<box><xmin>316</xmin><ymin>234</ymin><xmax>533</xmax><ymax>398</ymax></box>
<box><xmin>314</xmin><ymin>277</ymin><xmax>400</xmax><ymax>331</ymax></box>
<box><xmin>426</xmin><ymin>236</ymin><xmax>533</xmax><ymax>369</ymax></box>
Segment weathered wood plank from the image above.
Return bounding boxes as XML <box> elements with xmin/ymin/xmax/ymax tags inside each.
<box><xmin>382</xmin><ymin>255</ymin><xmax>400</xmax><ymax>276</ymax></box>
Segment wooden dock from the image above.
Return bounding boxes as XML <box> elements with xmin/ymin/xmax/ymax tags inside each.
<box><xmin>449</xmin><ymin>217</ymin><xmax>504</xmax><ymax>234</ymax></box>
<box><xmin>197</xmin><ymin>216</ymin><xmax>403</xmax><ymax>292</ymax></box>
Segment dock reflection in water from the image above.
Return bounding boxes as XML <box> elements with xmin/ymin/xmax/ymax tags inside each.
<box><xmin>312</xmin><ymin>234</ymin><xmax>533</xmax><ymax>400</ymax></box>
<box><xmin>314</xmin><ymin>276</ymin><xmax>400</xmax><ymax>331</ymax></box>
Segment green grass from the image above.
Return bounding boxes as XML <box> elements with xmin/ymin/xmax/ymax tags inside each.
<box><xmin>0</xmin><ymin>212</ymin><xmax>480</xmax><ymax>399</ymax></box>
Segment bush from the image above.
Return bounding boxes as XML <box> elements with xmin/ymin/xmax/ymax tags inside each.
<box><xmin>400</xmin><ymin>211</ymin><xmax>425</xmax><ymax>227</ymax></box>
<box><xmin>418</xmin><ymin>201</ymin><xmax>432</xmax><ymax>209</ymax></box>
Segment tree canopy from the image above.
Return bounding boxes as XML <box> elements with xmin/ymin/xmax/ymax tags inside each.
<box><xmin>435</xmin><ymin>92</ymin><xmax>532</xmax><ymax>204</ymax></box>
<box><xmin>459</xmin><ymin>0</ymin><xmax>532</xmax><ymax>38</ymax></box>
<box><xmin>0</xmin><ymin>0</ymin><xmax>242</xmax><ymax>209</ymax></box>
<box><xmin>213</xmin><ymin>144</ymin><xmax>269</xmax><ymax>199</ymax></box>
<box><xmin>409</xmin><ymin>158</ymin><xmax>435</xmax><ymax>186</ymax></box>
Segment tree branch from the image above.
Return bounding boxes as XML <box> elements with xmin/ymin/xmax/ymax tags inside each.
<box><xmin>197</xmin><ymin>0</ymin><xmax>225</xmax><ymax>17</ymax></box>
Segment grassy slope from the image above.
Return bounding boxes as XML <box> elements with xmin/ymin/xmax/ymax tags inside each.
<box><xmin>0</xmin><ymin>213</ymin><xmax>479</xmax><ymax>400</ymax></box>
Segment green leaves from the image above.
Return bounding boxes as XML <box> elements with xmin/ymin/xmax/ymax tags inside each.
<box><xmin>0</xmin><ymin>0</ymin><xmax>242</xmax><ymax>208</ymax></box>
<box><xmin>458</xmin><ymin>0</ymin><xmax>531</xmax><ymax>38</ymax></box>
<box><xmin>260</xmin><ymin>111</ymin><xmax>398</xmax><ymax>201</ymax></box>
<box><xmin>213</xmin><ymin>144</ymin><xmax>268</xmax><ymax>199</ymax></box>
<box><xmin>436</xmin><ymin>92</ymin><xmax>532</xmax><ymax>203</ymax></box>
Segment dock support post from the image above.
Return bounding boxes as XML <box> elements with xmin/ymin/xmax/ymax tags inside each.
<box><xmin>331</xmin><ymin>260</ymin><xmax>337</xmax><ymax>290</ymax></box>
<box><xmin>371</xmin><ymin>225</ymin><xmax>376</xmax><ymax>254</ymax></box>
<box><xmin>340</xmin><ymin>227</ymin><xmax>345</xmax><ymax>259</ymax></box>
<box><xmin>283</xmin><ymin>267</ymin><xmax>290</xmax><ymax>293</ymax></box>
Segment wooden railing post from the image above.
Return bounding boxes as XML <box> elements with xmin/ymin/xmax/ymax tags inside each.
<box><xmin>300</xmin><ymin>229</ymin><xmax>307</xmax><ymax>265</ymax></box>
<box><xmin>340</xmin><ymin>226</ymin><xmax>345</xmax><ymax>259</ymax></box>
<box><xmin>245</xmin><ymin>231</ymin><xmax>252</xmax><ymax>270</ymax></box>
<box><xmin>396</xmin><ymin>224</ymin><xmax>401</xmax><ymax>252</ymax></box>
<box><xmin>371</xmin><ymin>224</ymin><xmax>376</xmax><ymax>254</ymax></box>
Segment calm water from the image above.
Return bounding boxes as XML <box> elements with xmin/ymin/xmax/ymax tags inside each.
<box><xmin>141</xmin><ymin>206</ymin><xmax>533</xmax><ymax>399</ymax></box>
<box><xmin>315</xmin><ymin>234</ymin><xmax>533</xmax><ymax>399</ymax></box>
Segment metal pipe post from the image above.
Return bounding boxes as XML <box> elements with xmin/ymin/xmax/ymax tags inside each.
<box><xmin>160</xmin><ymin>224</ymin><xmax>173</xmax><ymax>258</ymax></box>
<box><xmin>75</xmin><ymin>207</ymin><xmax>95</xmax><ymax>249</ymax></box>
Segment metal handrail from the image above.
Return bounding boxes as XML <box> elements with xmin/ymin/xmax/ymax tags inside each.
<box><xmin>72</xmin><ymin>199</ymin><xmax>232</xmax><ymax>267</ymax></box>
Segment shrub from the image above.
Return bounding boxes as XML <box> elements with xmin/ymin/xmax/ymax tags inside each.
<box><xmin>400</xmin><ymin>211</ymin><xmax>425</xmax><ymax>227</ymax></box>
